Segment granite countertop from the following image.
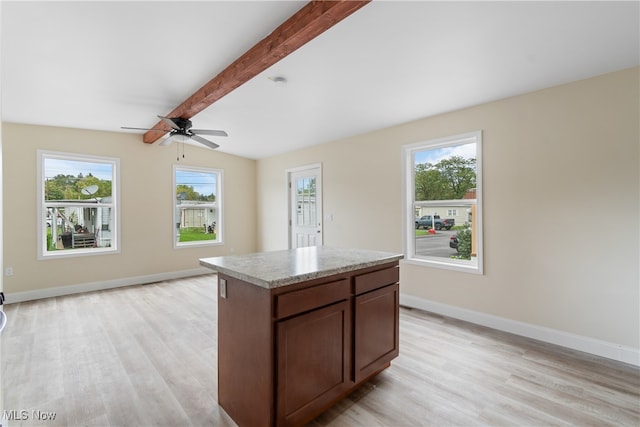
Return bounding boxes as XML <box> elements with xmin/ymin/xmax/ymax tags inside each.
<box><xmin>200</xmin><ymin>246</ymin><xmax>404</xmax><ymax>289</ymax></box>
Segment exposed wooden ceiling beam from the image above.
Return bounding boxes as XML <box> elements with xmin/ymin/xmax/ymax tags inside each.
<box><xmin>144</xmin><ymin>0</ymin><xmax>371</xmax><ymax>144</ymax></box>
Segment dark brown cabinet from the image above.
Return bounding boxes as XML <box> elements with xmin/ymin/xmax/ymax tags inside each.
<box><xmin>354</xmin><ymin>283</ymin><xmax>399</xmax><ymax>382</ymax></box>
<box><xmin>216</xmin><ymin>261</ymin><xmax>400</xmax><ymax>427</ymax></box>
<box><xmin>277</xmin><ymin>299</ymin><xmax>350</xmax><ymax>426</ymax></box>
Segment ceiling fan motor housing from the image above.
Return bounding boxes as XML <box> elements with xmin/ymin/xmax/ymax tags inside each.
<box><xmin>170</xmin><ymin>117</ymin><xmax>192</xmax><ymax>130</ymax></box>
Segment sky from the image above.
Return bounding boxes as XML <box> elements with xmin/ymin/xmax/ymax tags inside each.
<box><xmin>45</xmin><ymin>158</ymin><xmax>217</xmax><ymax>197</ymax></box>
<box><xmin>44</xmin><ymin>158</ymin><xmax>113</xmax><ymax>181</ymax></box>
<box><xmin>415</xmin><ymin>142</ymin><xmax>476</xmax><ymax>166</ymax></box>
<box><xmin>176</xmin><ymin>169</ymin><xmax>217</xmax><ymax>197</ymax></box>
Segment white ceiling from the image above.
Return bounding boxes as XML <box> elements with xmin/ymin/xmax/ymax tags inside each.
<box><xmin>2</xmin><ymin>1</ymin><xmax>638</xmax><ymax>160</ymax></box>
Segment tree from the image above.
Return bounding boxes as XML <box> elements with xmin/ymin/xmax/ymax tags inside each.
<box><xmin>176</xmin><ymin>185</ymin><xmax>199</xmax><ymax>201</ymax></box>
<box><xmin>176</xmin><ymin>185</ymin><xmax>215</xmax><ymax>202</ymax></box>
<box><xmin>415</xmin><ymin>156</ymin><xmax>476</xmax><ymax>201</ymax></box>
<box><xmin>45</xmin><ymin>173</ymin><xmax>112</xmax><ymax>200</ymax></box>
<box><xmin>438</xmin><ymin>156</ymin><xmax>476</xmax><ymax>199</ymax></box>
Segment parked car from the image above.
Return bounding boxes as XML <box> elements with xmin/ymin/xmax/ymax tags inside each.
<box><xmin>415</xmin><ymin>215</ymin><xmax>455</xmax><ymax>230</ymax></box>
<box><xmin>449</xmin><ymin>235</ymin><xmax>459</xmax><ymax>251</ymax></box>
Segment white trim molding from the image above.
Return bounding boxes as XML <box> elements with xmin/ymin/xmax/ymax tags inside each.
<box><xmin>173</xmin><ymin>164</ymin><xmax>223</xmax><ymax>248</ymax></box>
<box><xmin>5</xmin><ymin>268</ymin><xmax>214</xmax><ymax>304</ymax></box>
<box><xmin>400</xmin><ymin>293</ymin><xmax>639</xmax><ymax>367</ymax></box>
<box><xmin>402</xmin><ymin>131</ymin><xmax>483</xmax><ymax>274</ymax></box>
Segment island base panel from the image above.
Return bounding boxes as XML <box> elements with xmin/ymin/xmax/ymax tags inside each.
<box><xmin>218</xmin><ymin>274</ymin><xmax>274</xmax><ymax>427</ymax></box>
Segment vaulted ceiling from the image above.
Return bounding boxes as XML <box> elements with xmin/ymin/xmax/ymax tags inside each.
<box><xmin>2</xmin><ymin>1</ymin><xmax>638</xmax><ymax>159</ymax></box>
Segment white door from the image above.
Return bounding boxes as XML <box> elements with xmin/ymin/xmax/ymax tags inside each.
<box><xmin>289</xmin><ymin>166</ymin><xmax>322</xmax><ymax>248</ymax></box>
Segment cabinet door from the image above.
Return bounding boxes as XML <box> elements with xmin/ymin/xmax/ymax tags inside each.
<box><xmin>276</xmin><ymin>300</ymin><xmax>350</xmax><ymax>427</ymax></box>
<box><xmin>354</xmin><ymin>283</ymin><xmax>399</xmax><ymax>383</ymax></box>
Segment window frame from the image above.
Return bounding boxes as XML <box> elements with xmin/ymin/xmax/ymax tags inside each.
<box><xmin>37</xmin><ymin>150</ymin><xmax>120</xmax><ymax>259</ymax></box>
<box><xmin>402</xmin><ymin>131</ymin><xmax>484</xmax><ymax>274</ymax></box>
<box><xmin>173</xmin><ymin>164</ymin><xmax>223</xmax><ymax>248</ymax></box>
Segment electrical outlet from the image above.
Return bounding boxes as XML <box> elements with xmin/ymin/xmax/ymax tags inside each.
<box><xmin>5</xmin><ymin>267</ymin><xmax>14</xmax><ymax>276</ymax></box>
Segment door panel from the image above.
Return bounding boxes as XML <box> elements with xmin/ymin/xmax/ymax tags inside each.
<box><xmin>290</xmin><ymin>166</ymin><xmax>322</xmax><ymax>249</ymax></box>
<box><xmin>276</xmin><ymin>300</ymin><xmax>350</xmax><ymax>427</ymax></box>
<box><xmin>354</xmin><ymin>284</ymin><xmax>399</xmax><ymax>382</ymax></box>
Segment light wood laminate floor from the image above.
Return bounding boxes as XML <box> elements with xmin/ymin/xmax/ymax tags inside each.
<box><xmin>2</xmin><ymin>274</ymin><xmax>639</xmax><ymax>426</ymax></box>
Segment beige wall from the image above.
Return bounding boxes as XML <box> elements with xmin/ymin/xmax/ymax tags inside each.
<box><xmin>256</xmin><ymin>67</ymin><xmax>639</xmax><ymax>349</ymax></box>
<box><xmin>2</xmin><ymin>123</ymin><xmax>256</xmax><ymax>295</ymax></box>
<box><xmin>2</xmin><ymin>67</ymin><xmax>637</xmax><ymax>355</ymax></box>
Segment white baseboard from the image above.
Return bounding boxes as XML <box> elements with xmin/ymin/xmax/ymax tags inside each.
<box><xmin>400</xmin><ymin>294</ymin><xmax>640</xmax><ymax>367</ymax></box>
<box><xmin>6</xmin><ymin>275</ymin><xmax>637</xmax><ymax>367</ymax></box>
<box><xmin>4</xmin><ymin>267</ymin><xmax>215</xmax><ymax>304</ymax></box>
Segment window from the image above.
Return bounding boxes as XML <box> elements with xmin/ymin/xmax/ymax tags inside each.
<box><xmin>403</xmin><ymin>131</ymin><xmax>483</xmax><ymax>274</ymax></box>
<box><xmin>38</xmin><ymin>151</ymin><xmax>119</xmax><ymax>258</ymax></box>
<box><xmin>174</xmin><ymin>165</ymin><xmax>222</xmax><ymax>247</ymax></box>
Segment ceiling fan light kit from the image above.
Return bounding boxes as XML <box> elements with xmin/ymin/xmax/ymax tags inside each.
<box><xmin>158</xmin><ymin>133</ymin><xmax>187</xmax><ymax>146</ymax></box>
<box><xmin>169</xmin><ymin>133</ymin><xmax>189</xmax><ymax>144</ymax></box>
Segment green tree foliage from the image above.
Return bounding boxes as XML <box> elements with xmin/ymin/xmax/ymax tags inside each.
<box><xmin>415</xmin><ymin>155</ymin><xmax>476</xmax><ymax>201</ymax></box>
<box><xmin>176</xmin><ymin>184</ymin><xmax>215</xmax><ymax>201</ymax></box>
<box><xmin>45</xmin><ymin>173</ymin><xmax>112</xmax><ymax>200</ymax></box>
<box><xmin>453</xmin><ymin>225</ymin><xmax>472</xmax><ymax>260</ymax></box>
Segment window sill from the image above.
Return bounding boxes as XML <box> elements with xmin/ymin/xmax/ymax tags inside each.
<box><xmin>403</xmin><ymin>256</ymin><xmax>483</xmax><ymax>275</ymax></box>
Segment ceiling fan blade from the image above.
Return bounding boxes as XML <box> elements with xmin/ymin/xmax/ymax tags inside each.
<box><xmin>191</xmin><ymin>129</ymin><xmax>228</xmax><ymax>137</ymax></box>
<box><xmin>157</xmin><ymin>115</ymin><xmax>181</xmax><ymax>130</ymax></box>
<box><xmin>158</xmin><ymin>136</ymin><xmax>173</xmax><ymax>146</ymax></box>
<box><xmin>121</xmin><ymin>126</ymin><xmax>167</xmax><ymax>131</ymax></box>
<box><xmin>191</xmin><ymin>134</ymin><xmax>220</xmax><ymax>150</ymax></box>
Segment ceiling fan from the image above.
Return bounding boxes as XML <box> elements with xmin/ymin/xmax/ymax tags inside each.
<box><xmin>122</xmin><ymin>116</ymin><xmax>228</xmax><ymax>149</ymax></box>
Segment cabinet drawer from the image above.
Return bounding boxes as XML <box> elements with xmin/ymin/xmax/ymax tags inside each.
<box><xmin>276</xmin><ymin>279</ymin><xmax>350</xmax><ymax>319</ymax></box>
<box><xmin>354</xmin><ymin>266</ymin><xmax>399</xmax><ymax>295</ymax></box>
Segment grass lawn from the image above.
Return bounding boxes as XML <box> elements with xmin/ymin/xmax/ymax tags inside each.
<box><xmin>179</xmin><ymin>227</ymin><xmax>216</xmax><ymax>242</ymax></box>
<box><xmin>416</xmin><ymin>225</ymin><xmax>465</xmax><ymax>236</ymax></box>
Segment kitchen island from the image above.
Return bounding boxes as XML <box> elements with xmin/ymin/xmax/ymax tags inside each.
<box><xmin>200</xmin><ymin>246</ymin><xmax>403</xmax><ymax>427</ymax></box>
